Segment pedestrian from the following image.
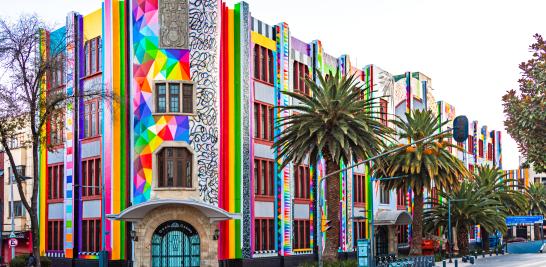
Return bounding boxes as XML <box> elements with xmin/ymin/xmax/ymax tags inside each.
<box><xmin>26</xmin><ymin>254</ymin><xmax>36</xmax><ymax>267</ymax></box>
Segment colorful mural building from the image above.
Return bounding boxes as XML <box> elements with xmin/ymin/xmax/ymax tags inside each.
<box><xmin>35</xmin><ymin>1</ymin><xmax>506</xmax><ymax>266</ymax></box>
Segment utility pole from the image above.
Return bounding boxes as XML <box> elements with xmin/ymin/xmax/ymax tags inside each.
<box><xmin>9</xmin><ymin>168</ymin><xmax>15</xmax><ymax>260</ymax></box>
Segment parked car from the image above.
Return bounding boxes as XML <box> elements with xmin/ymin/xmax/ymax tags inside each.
<box><xmin>506</xmin><ymin>237</ymin><xmax>526</xmax><ymax>243</ymax></box>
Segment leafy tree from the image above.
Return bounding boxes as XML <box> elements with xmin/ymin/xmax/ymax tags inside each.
<box><xmin>424</xmin><ymin>180</ymin><xmax>507</xmax><ymax>255</ymax></box>
<box><xmin>0</xmin><ymin>15</ymin><xmax>111</xmax><ymax>266</ymax></box>
<box><xmin>273</xmin><ymin>70</ymin><xmax>393</xmax><ymax>261</ymax></box>
<box><xmin>372</xmin><ymin>109</ymin><xmax>470</xmax><ymax>255</ymax></box>
<box><xmin>472</xmin><ymin>165</ymin><xmax>526</xmax><ymax>250</ymax></box>
<box><xmin>527</xmin><ymin>182</ymin><xmax>546</xmax><ymax>216</ymax></box>
<box><xmin>502</xmin><ymin>34</ymin><xmax>546</xmax><ymax>173</ymax></box>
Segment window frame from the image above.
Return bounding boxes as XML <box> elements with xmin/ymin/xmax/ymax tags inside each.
<box><xmin>84</xmin><ymin>37</ymin><xmax>102</xmax><ymax>77</ymax></box>
<box><xmin>253</xmin><ymin>101</ymin><xmax>274</xmax><ymax>142</ymax></box>
<box><xmin>83</xmin><ymin>98</ymin><xmax>101</xmax><ymax>139</ymax></box>
<box><xmin>153</xmin><ymin>81</ymin><xmax>196</xmax><ymax>116</ymax></box>
<box><xmin>81</xmin><ymin>218</ymin><xmax>101</xmax><ymax>252</ymax></box>
<box><xmin>379</xmin><ymin>184</ymin><xmax>390</xmax><ymax>204</ymax></box>
<box><xmin>254</xmin><ymin>217</ymin><xmax>275</xmax><ymax>252</ymax></box>
<box><xmin>294</xmin><ymin>164</ymin><xmax>311</xmax><ymax>200</ymax></box>
<box><xmin>9</xmin><ymin>200</ymin><xmax>25</xmax><ymax>218</ymax></box>
<box><xmin>293</xmin><ymin>219</ymin><xmax>311</xmax><ymax>250</ymax></box>
<box><xmin>154</xmin><ymin>145</ymin><xmax>195</xmax><ymax>189</ymax></box>
<box><xmin>379</xmin><ymin>99</ymin><xmax>388</xmax><ymax>126</ymax></box>
<box><xmin>253</xmin><ymin>44</ymin><xmax>274</xmax><ymax>85</ymax></box>
<box><xmin>47</xmin><ymin>219</ymin><xmax>64</xmax><ymax>252</ymax></box>
<box><xmin>354</xmin><ymin>173</ymin><xmax>366</xmax><ymax>205</ymax></box>
<box><xmin>47</xmin><ymin>163</ymin><xmax>64</xmax><ymax>201</ymax></box>
<box><xmin>81</xmin><ymin>157</ymin><xmax>102</xmax><ymax>199</ymax></box>
<box><xmin>293</xmin><ymin>61</ymin><xmax>309</xmax><ymax>95</ymax></box>
<box><xmin>353</xmin><ymin>220</ymin><xmax>367</xmax><ymax>247</ymax></box>
<box><xmin>49</xmin><ymin>109</ymin><xmax>65</xmax><ymax>146</ymax></box>
<box><xmin>254</xmin><ymin>158</ymin><xmax>275</xmax><ymax>199</ymax></box>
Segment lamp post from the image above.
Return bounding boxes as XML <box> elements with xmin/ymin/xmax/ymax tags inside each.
<box><xmin>448</xmin><ymin>198</ymin><xmax>466</xmax><ymax>263</ymax></box>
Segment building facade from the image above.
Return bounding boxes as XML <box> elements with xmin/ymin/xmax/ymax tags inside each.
<box><xmin>36</xmin><ymin>1</ymin><xmax>504</xmax><ymax>266</ymax></box>
<box><xmin>2</xmin><ymin>129</ymin><xmax>34</xmax><ymax>262</ymax></box>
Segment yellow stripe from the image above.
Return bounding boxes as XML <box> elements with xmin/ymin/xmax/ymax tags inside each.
<box><xmin>227</xmin><ymin>9</ymin><xmax>235</xmax><ymax>258</ymax></box>
<box><xmin>83</xmin><ymin>8</ymin><xmax>102</xmax><ymax>40</ymax></box>
<box><xmin>39</xmin><ymin>31</ymin><xmax>47</xmax><ymax>255</ymax></box>
<box><xmin>251</xmin><ymin>31</ymin><xmax>276</xmax><ymax>51</ymax></box>
<box><xmin>111</xmin><ymin>0</ymin><xmax>121</xmax><ymax>259</ymax></box>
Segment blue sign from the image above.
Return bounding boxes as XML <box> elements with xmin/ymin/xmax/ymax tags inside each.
<box><xmin>357</xmin><ymin>239</ymin><xmax>369</xmax><ymax>267</ymax></box>
<box><xmin>506</xmin><ymin>216</ymin><xmax>544</xmax><ymax>225</ymax></box>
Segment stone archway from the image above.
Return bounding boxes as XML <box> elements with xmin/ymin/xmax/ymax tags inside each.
<box><xmin>134</xmin><ymin>205</ymin><xmax>216</xmax><ymax>267</ymax></box>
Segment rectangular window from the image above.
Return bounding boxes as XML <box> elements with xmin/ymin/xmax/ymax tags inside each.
<box><xmin>253</xmin><ymin>102</ymin><xmax>274</xmax><ymax>141</ymax></box>
<box><xmin>50</xmin><ymin>54</ymin><xmax>64</xmax><ymax>88</ymax></box>
<box><xmin>49</xmin><ymin>110</ymin><xmax>65</xmax><ymax>146</ymax></box>
<box><xmin>487</xmin><ymin>143</ymin><xmax>493</xmax><ymax>161</ymax></box>
<box><xmin>379</xmin><ymin>99</ymin><xmax>388</xmax><ymax>126</ymax></box>
<box><xmin>354</xmin><ymin>173</ymin><xmax>366</xmax><ymax>204</ymax></box>
<box><xmin>253</xmin><ymin>44</ymin><xmax>274</xmax><ymax>84</ymax></box>
<box><xmin>254</xmin><ymin>158</ymin><xmax>274</xmax><ymax>196</ymax></box>
<box><xmin>82</xmin><ymin>218</ymin><xmax>101</xmax><ymax>252</ymax></box>
<box><xmin>82</xmin><ymin>158</ymin><xmax>101</xmax><ymax>197</ymax></box>
<box><xmin>469</xmin><ymin>164</ymin><xmax>474</xmax><ymax>173</ymax></box>
<box><xmin>155</xmin><ymin>82</ymin><xmax>194</xmax><ymax>114</ymax></box>
<box><xmin>467</xmin><ymin>135</ymin><xmax>474</xmax><ymax>154</ymax></box>
<box><xmin>293</xmin><ymin>61</ymin><xmax>309</xmax><ymax>95</ymax></box>
<box><xmin>397</xmin><ymin>225</ymin><xmax>408</xmax><ymax>244</ymax></box>
<box><xmin>84</xmin><ymin>37</ymin><xmax>101</xmax><ymax>76</ymax></box>
<box><xmin>478</xmin><ymin>140</ymin><xmax>484</xmax><ymax>158</ymax></box>
<box><xmin>9</xmin><ymin>201</ymin><xmax>25</xmax><ymax>217</ymax></box>
<box><xmin>84</xmin><ymin>99</ymin><xmax>100</xmax><ymax>138</ymax></box>
<box><xmin>379</xmin><ymin>184</ymin><xmax>389</xmax><ymax>204</ymax></box>
<box><xmin>294</xmin><ymin>165</ymin><xmax>310</xmax><ymax>199</ymax></box>
<box><xmin>353</xmin><ymin>220</ymin><xmax>367</xmax><ymax>247</ymax></box>
<box><xmin>254</xmin><ymin>218</ymin><xmax>275</xmax><ymax>251</ymax></box>
<box><xmin>293</xmin><ymin>220</ymin><xmax>310</xmax><ymax>249</ymax></box>
<box><xmin>47</xmin><ymin>220</ymin><xmax>64</xmax><ymax>251</ymax></box>
<box><xmin>47</xmin><ymin>164</ymin><xmax>64</xmax><ymax>200</ymax></box>
<box><xmin>396</xmin><ymin>188</ymin><xmax>407</xmax><ymax>209</ymax></box>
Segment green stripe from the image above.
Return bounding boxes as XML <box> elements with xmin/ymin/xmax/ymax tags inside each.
<box><xmin>118</xmin><ymin>1</ymin><xmax>126</xmax><ymax>258</ymax></box>
<box><xmin>234</xmin><ymin>3</ymin><xmax>242</xmax><ymax>258</ymax></box>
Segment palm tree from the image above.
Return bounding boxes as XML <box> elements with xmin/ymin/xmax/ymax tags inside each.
<box><xmin>273</xmin><ymin>70</ymin><xmax>393</xmax><ymax>261</ymax></box>
<box><xmin>527</xmin><ymin>182</ymin><xmax>546</xmax><ymax>216</ymax></box>
<box><xmin>473</xmin><ymin>165</ymin><xmax>527</xmax><ymax>250</ymax></box>
<box><xmin>372</xmin><ymin>109</ymin><xmax>470</xmax><ymax>255</ymax></box>
<box><xmin>424</xmin><ymin>180</ymin><xmax>507</xmax><ymax>255</ymax></box>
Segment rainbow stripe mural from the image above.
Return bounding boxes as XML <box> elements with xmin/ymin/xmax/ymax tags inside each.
<box><xmin>219</xmin><ymin>3</ymin><xmax>240</xmax><ymax>260</ymax></box>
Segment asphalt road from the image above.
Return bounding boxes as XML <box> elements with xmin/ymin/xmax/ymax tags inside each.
<box><xmin>437</xmin><ymin>253</ymin><xmax>546</xmax><ymax>267</ymax></box>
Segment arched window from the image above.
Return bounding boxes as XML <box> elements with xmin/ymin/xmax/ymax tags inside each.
<box><xmin>157</xmin><ymin>147</ymin><xmax>193</xmax><ymax>188</ymax></box>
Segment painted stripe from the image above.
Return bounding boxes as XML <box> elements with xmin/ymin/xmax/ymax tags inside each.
<box><xmin>251</xmin><ymin>31</ymin><xmax>276</xmax><ymax>51</ymax></box>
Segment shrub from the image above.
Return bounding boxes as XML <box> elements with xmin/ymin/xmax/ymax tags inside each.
<box><xmin>9</xmin><ymin>255</ymin><xmax>51</xmax><ymax>267</ymax></box>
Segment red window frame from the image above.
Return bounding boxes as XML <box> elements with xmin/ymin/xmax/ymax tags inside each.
<box><xmin>353</xmin><ymin>220</ymin><xmax>367</xmax><ymax>247</ymax></box>
<box><xmin>294</xmin><ymin>165</ymin><xmax>310</xmax><ymax>200</ymax></box>
<box><xmin>47</xmin><ymin>220</ymin><xmax>64</xmax><ymax>251</ymax></box>
<box><xmin>49</xmin><ymin>110</ymin><xmax>65</xmax><ymax>146</ymax></box>
<box><xmin>487</xmin><ymin>143</ymin><xmax>493</xmax><ymax>160</ymax></box>
<box><xmin>82</xmin><ymin>157</ymin><xmax>101</xmax><ymax>198</ymax></box>
<box><xmin>49</xmin><ymin>54</ymin><xmax>65</xmax><ymax>89</ymax></box>
<box><xmin>293</xmin><ymin>220</ymin><xmax>311</xmax><ymax>249</ymax></box>
<box><xmin>84</xmin><ymin>99</ymin><xmax>101</xmax><ymax>138</ymax></box>
<box><xmin>84</xmin><ymin>37</ymin><xmax>102</xmax><ymax>77</ymax></box>
<box><xmin>379</xmin><ymin>99</ymin><xmax>388</xmax><ymax>126</ymax></box>
<box><xmin>254</xmin><ymin>158</ymin><xmax>275</xmax><ymax>198</ymax></box>
<box><xmin>293</xmin><ymin>61</ymin><xmax>309</xmax><ymax>95</ymax></box>
<box><xmin>254</xmin><ymin>218</ymin><xmax>275</xmax><ymax>251</ymax></box>
<box><xmin>253</xmin><ymin>102</ymin><xmax>274</xmax><ymax>142</ymax></box>
<box><xmin>469</xmin><ymin>164</ymin><xmax>474</xmax><ymax>173</ymax></box>
<box><xmin>478</xmin><ymin>140</ymin><xmax>484</xmax><ymax>158</ymax></box>
<box><xmin>253</xmin><ymin>44</ymin><xmax>274</xmax><ymax>84</ymax></box>
<box><xmin>467</xmin><ymin>135</ymin><xmax>474</xmax><ymax>154</ymax></box>
<box><xmin>354</xmin><ymin>173</ymin><xmax>366</xmax><ymax>205</ymax></box>
<box><xmin>396</xmin><ymin>188</ymin><xmax>407</xmax><ymax>209</ymax></box>
<box><xmin>47</xmin><ymin>164</ymin><xmax>64</xmax><ymax>201</ymax></box>
<box><xmin>81</xmin><ymin>218</ymin><xmax>101</xmax><ymax>252</ymax></box>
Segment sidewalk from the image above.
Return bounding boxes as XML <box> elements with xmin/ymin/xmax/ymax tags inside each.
<box><xmin>435</xmin><ymin>253</ymin><xmax>507</xmax><ymax>267</ymax></box>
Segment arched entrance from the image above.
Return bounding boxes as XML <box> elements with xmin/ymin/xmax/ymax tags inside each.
<box><xmin>151</xmin><ymin>220</ymin><xmax>200</xmax><ymax>267</ymax></box>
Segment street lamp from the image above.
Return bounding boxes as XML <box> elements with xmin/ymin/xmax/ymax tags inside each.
<box><xmin>448</xmin><ymin>198</ymin><xmax>466</xmax><ymax>263</ymax></box>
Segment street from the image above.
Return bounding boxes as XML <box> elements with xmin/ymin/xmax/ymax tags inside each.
<box><xmin>437</xmin><ymin>253</ymin><xmax>546</xmax><ymax>267</ymax></box>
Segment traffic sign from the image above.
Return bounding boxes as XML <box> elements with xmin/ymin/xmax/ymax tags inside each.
<box><xmin>9</xmin><ymin>232</ymin><xmax>15</xmax><ymax>238</ymax></box>
<box><xmin>9</xmin><ymin>238</ymin><xmax>18</xmax><ymax>247</ymax></box>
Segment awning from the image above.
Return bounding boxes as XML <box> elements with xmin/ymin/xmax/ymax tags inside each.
<box><xmin>107</xmin><ymin>199</ymin><xmax>241</xmax><ymax>222</ymax></box>
<box><xmin>374</xmin><ymin>210</ymin><xmax>412</xmax><ymax>225</ymax></box>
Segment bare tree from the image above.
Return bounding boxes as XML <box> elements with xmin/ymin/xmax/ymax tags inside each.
<box><xmin>0</xmin><ymin>15</ymin><xmax>113</xmax><ymax>266</ymax></box>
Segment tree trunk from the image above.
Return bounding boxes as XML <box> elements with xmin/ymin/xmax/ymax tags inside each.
<box><xmin>410</xmin><ymin>187</ymin><xmax>424</xmax><ymax>255</ymax></box>
<box><xmin>457</xmin><ymin>226</ymin><xmax>469</xmax><ymax>255</ymax></box>
<box><xmin>323</xmin><ymin>156</ymin><xmax>340</xmax><ymax>262</ymax></box>
<box><xmin>482</xmin><ymin>228</ymin><xmax>490</xmax><ymax>251</ymax></box>
<box><xmin>31</xmin><ymin>134</ymin><xmax>41</xmax><ymax>267</ymax></box>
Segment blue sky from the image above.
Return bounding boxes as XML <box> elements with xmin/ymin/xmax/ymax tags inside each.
<box><xmin>3</xmin><ymin>0</ymin><xmax>544</xmax><ymax>169</ymax></box>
